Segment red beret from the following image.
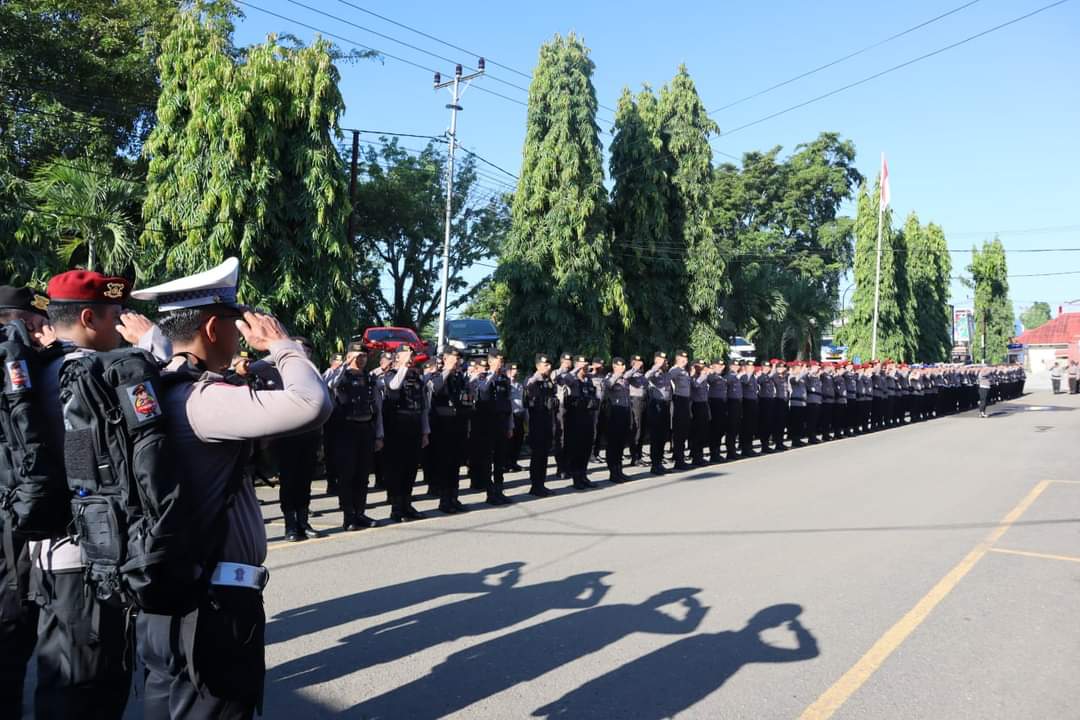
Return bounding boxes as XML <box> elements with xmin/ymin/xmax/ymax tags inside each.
<box><xmin>47</xmin><ymin>271</ymin><xmax>130</xmax><ymax>305</ymax></box>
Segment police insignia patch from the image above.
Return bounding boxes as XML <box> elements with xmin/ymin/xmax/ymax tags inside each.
<box><xmin>6</xmin><ymin>360</ymin><xmax>31</xmax><ymax>392</ymax></box>
<box><xmin>103</xmin><ymin>282</ymin><xmax>126</xmax><ymax>299</ymax></box>
<box><xmin>31</xmin><ymin>294</ymin><xmax>50</xmax><ymax>311</ymax></box>
<box><xmin>126</xmin><ymin>381</ymin><xmax>162</xmax><ymax>421</ymax></box>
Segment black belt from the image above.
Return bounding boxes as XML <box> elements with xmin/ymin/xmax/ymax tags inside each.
<box><xmin>808</xmin><ymin>392</ymin><xmax>822</xmax><ymax>397</ymax></box>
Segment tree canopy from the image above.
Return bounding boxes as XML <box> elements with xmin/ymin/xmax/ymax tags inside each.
<box><xmin>968</xmin><ymin>237</ymin><xmax>1014</xmax><ymax>363</ymax></box>
<box><xmin>1020</xmin><ymin>301</ymin><xmax>1052</xmax><ymax>330</ymax></box>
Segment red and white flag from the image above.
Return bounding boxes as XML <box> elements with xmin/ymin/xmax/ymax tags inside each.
<box><xmin>879</xmin><ymin>152</ymin><xmax>890</xmax><ymax>211</ymax></box>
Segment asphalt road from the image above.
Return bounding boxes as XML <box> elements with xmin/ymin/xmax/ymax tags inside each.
<box><xmin>172</xmin><ymin>387</ymin><xmax>1080</xmax><ymax>717</ymax></box>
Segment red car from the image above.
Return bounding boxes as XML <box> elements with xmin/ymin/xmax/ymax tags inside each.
<box><xmin>356</xmin><ymin>326</ymin><xmax>430</xmax><ymax>363</ymax></box>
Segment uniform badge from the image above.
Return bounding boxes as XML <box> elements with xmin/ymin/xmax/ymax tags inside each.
<box><xmin>126</xmin><ymin>382</ymin><xmax>162</xmax><ymax>421</ymax></box>
<box><xmin>6</xmin><ymin>360</ymin><xmax>31</xmax><ymax>392</ymax></box>
<box><xmin>234</xmin><ymin>567</ymin><xmax>246</xmax><ymax>583</ymax></box>
<box><xmin>103</xmin><ymin>282</ymin><xmax>126</xmax><ymax>299</ymax></box>
<box><xmin>31</xmin><ymin>294</ymin><xmax>50</xmax><ymax>311</ymax></box>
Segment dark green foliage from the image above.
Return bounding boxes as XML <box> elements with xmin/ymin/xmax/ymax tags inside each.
<box><xmin>497</xmin><ymin>33</ymin><xmax>627</xmax><ymax>364</ymax></box>
<box><xmin>1020</xmin><ymin>301</ymin><xmax>1051</xmax><ymax>330</ymax></box>
<box><xmin>905</xmin><ymin>214</ymin><xmax>952</xmax><ymax>362</ymax></box>
<box><xmin>967</xmin><ymin>237</ymin><xmax>1014</xmax><ymax>363</ymax></box>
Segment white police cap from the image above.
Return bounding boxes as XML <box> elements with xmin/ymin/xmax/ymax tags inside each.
<box><xmin>131</xmin><ymin>257</ymin><xmax>240</xmax><ymax>311</ymax></box>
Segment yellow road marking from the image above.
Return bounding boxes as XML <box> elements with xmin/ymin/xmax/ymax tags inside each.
<box><xmin>989</xmin><ymin>547</ymin><xmax>1080</xmax><ymax>564</ymax></box>
<box><xmin>1050</xmin><ymin>479</ymin><xmax>1080</xmax><ymax>485</ymax></box>
<box><xmin>799</xmin><ymin>480</ymin><xmax>1051</xmax><ymax>720</ymax></box>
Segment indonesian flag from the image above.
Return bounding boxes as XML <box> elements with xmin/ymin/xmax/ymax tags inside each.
<box><xmin>880</xmin><ymin>152</ymin><xmax>890</xmax><ymax>211</ymax></box>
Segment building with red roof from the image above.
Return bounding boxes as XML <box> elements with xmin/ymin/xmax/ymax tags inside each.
<box><xmin>1013</xmin><ymin>312</ymin><xmax>1080</xmax><ymax>370</ymax></box>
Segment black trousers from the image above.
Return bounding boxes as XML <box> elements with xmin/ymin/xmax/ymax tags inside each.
<box><xmin>756</xmin><ymin>397</ymin><xmax>772</xmax><ymax>449</ymax></box>
<box><xmin>788</xmin><ymin>405</ymin><xmax>806</xmax><ymax>444</ymax></box>
<box><xmin>689</xmin><ymin>400</ymin><xmax>710</xmax><ymax>462</ymax></box>
<box><xmin>647</xmin><ymin>398</ymin><xmax>670</xmax><ymax>468</ymax></box>
<box><xmin>430</xmin><ymin>412</ymin><xmax>468</xmax><ymax>504</ymax></box>
<box><xmin>276</xmin><ymin>430</ymin><xmax>321</xmax><ymax>521</ymax></box>
<box><xmin>725</xmin><ymin>399</ymin><xmax>741</xmax><ymax>460</ymax></box>
<box><xmin>0</xmin><ymin>535</ymin><xmax>37</xmax><ymax>719</ymax></box>
<box><xmin>385</xmin><ymin>412</ymin><xmax>422</xmax><ymax>511</ymax></box>
<box><xmin>871</xmin><ymin>397</ymin><xmax>884</xmax><ymax>428</ymax></box>
<box><xmin>592</xmin><ymin>406</ymin><xmax>607</xmax><ymax>458</ymax></box>
<box><xmin>564</xmin><ymin>407</ymin><xmax>595</xmax><ymax>481</ymax></box>
<box><xmin>708</xmin><ymin>398</ymin><xmax>727</xmax><ymax>460</ymax></box>
<box><xmin>528</xmin><ymin>408</ymin><xmax>553</xmax><ymax>489</ymax></box>
<box><xmin>139</xmin><ymin>587</ymin><xmax>264</xmax><ymax>720</ymax></box>
<box><xmin>32</xmin><ymin>567</ymin><xmax>131</xmax><ymax>720</ymax></box>
<box><xmin>469</xmin><ymin>411</ymin><xmax>495</xmax><ymax>490</ymax></box>
<box><xmin>491</xmin><ymin>412</ymin><xmax>512</xmax><ymax>491</ymax></box>
<box><xmin>606</xmin><ymin>405</ymin><xmax>631</xmax><ymax>478</ymax></box>
<box><xmin>629</xmin><ymin>397</ymin><xmax>647</xmax><ymax>462</ymax></box>
<box><xmin>740</xmin><ymin>399</ymin><xmax>758</xmax><ymax>455</ymax></box>
<box><xmin>772</xmin><ymin>401</ymin><xmax>788</xmax><ymax>448</ymax></box>
<box><xmin>979</xmin><ymin>387</ymin><xmax>990</xmax><ymax>414</ymax></box>
<box><xmin>333</xmin><ymin>419</ymin><xmax>376</xmax><ymax>521</ymax></box>
<box><xmin>553</xmin><ymin>405</ymin><xmax>566</xmax><ymax>474</ymax></box>
<box><xmin>671</xmin><ymin>396</ymin><xmax>692</xmax><ymax>466</ymax></box>
<box><xmin>805</xmin><ymin>403</ymin><xmax>821</xmax><ymax>441</ymax></box>
<box><xmin>508</xmin><ymin>413</ymin><xmax>526</xmax><ymax>468</ymax></box>
<box><xmin>821</xmin><ymin>403</ymin><xmax>834</xmax><ymax>439</ymax></box>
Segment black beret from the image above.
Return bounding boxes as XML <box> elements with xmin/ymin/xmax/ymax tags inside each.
<box><xmin>0</xmin><ymin>285</ymin><xmax>50</xmax><ymax>316</ymax></box>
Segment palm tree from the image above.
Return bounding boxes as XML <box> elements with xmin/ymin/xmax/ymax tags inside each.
<box><xmin>25</xmin><ymin>157</ymin><xmax>143</xmax><ymax>274</ymax></box>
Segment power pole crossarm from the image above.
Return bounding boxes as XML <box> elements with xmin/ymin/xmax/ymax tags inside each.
<box><xmin>434</xmin><ymin>59</ymin><xmax>485</xmax><ymax>354</ymax></box>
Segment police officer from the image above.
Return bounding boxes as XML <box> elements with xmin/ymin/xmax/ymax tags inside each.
<box><xmin>669</xmin><ymin>350</ymin><xmax>692</xmax><ymax>471</ymax></box>
<box><xmin>552</xmin><ymin>352</ymin><xmax>573</xmax><ymax>478</ymax></box>
<box><xmin>325</xmin><ymin>342</ymin><xmax>382</xmax><ymax>530</ymax></box>
<box><xmin>506</xmin><ymin>363</ymin><xmax>526</xmax><ymax>472</ymax></box>
<box><xmin>132</xmin><ymin>257</ymin><xmax>332</xmax><ymax>717</ymax></box>
<box><xmin>382</xmin><ymin>345</ymin><xmax>430</xmax><ymax>521</ymax></box>
<box><xmin>706</xmin><ymin>359</ymin><xmax>727</xmax><ymax>463</ymax></box>
<box><xmin>820</xmin><ymin>363</ymin><xmax>836</xmax><ymax>441</ymax></box>
<box><xmin>470</xmin><ymin>351</ymin><xmax>515</xmax><ymax>505</ymax></box>
<box><xmin>757</xmin><ymin>361</ymin><xmax>776</xmax><ymax>453</ymax></box>
<box><xmin>771</xmin><ymin>360</ymin><xmax>789</xmax><ymax>451</ymax></box>
<box><xmin>524</xmin><ymin>354</ymin><xmax>557</xmax><ymax>496</ymax></box>
<box><xmin>689</xmin><ymin>360</ymin><xmax>711</xmax><ymax>466</ymax></box>
<box><xmin>559</xmin><ymin>355</ymin><xmax>600</xmax><ymax>488</ymax></box>
<box><xmin>805</xmin><ymin>362</ymin><xmax>823</xmax><ymax>443</ymax></box>
<box><xmin>725</xmin><ymin>360</ymin><xmax>743</xmax><ymax>461</ymax></box>
<box><xmin>603</xmin><ymin>358</ymin><xmax>633</xmax><ymax>483</ymax></box>
<box><xmin>644</xmin><ymin>352</ymin><xmax>672</xmax><ymax>475</ymax></box>
<box><xmin>739</xmin><ymin>362</ymin><xmax>759</xmax><ymax>457</ymax></box>
<box><xmin>788</xmin><ymin>362</ymin><xmax>807</xmax><ymax>447</ymax></box>
<box><xmin>427</xmin><ymin>348</ymin><xmax>473</xmax><ymax>514</ymax></box>
<box><xmin>590</xmin><ymin>357</ymin><xmax>607</xmax><ymax>463</ymax></box>
<box><xmin>275</xmin><ymin>336</ymin><xmax>327</xmax><ymax>541</ymax></box>
<box><xmin>625</xmin><ymin>355</ymin><xmax>648</xmax><ymax>466</ymax></box>
<box><xmin>371</xmin><ymin>350</ymin><xmax>394</xmax><ymax>490</ymax></box>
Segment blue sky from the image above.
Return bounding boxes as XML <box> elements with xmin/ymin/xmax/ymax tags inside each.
<box><xmin>233</xmin><ymin>0</ymin><xmax>1079</xmax><ymax>322</ymax></box>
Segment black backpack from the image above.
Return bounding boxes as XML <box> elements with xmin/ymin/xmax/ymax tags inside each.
<box><xmin>0</xmin><ymin>321</ymin><xmax>69</xmax><ymax>593</ymax></box>
<box><xmin>59</xmin><ymin>348</ymin><xmax>205</xmax><ymax>614</ymax></box>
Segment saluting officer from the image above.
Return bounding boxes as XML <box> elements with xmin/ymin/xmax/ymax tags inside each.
<box><xmin>381</xmin><ymin>345</ymin><xmax>430</xmax><ymax>521</ymax></box>
<box><xmin>669</xmin><ymin>350</ymin><xmax>692</xmax><ymax>471</ymax></box>
<box><xmin>625</xmin><ymin>354</ymin><xmax>648</xmax><ymax>466</ymax></box>
<box><xmin>427</xmin><ymin>348</ymin><xmax>473</xmax><ymax>514</ymax></box>
<box><xmin>757</xmin><ymin>361</ymin><xmax>776</xmax><ymax>452</ymax></box>
<box><xmin>603</xmin><ymin>358</ymin><xmax>633</xmax><ymax>483</ymax></box>
<box><xmin>644</xmin><ymin>352</ymin><xmax>672</xmax><ymax>475</ymax></box>
<box><xmin>552</xmin><ymin>352</ymin><xmax>573</xmax><ymax>478</ymax></box>
<box><xmin>739</xmin><ymin>362</ymin><xmax>759</xmax><ymax>457</ymax></box>
<box><xmin>820</xmin><ymin>363</ymin><xmax>836</xmax><ymax>441</ymax></box>
<box><xmin>724</xmin><ymin>361</ymin><xmax>743</xmax><ymax>461</ymax></box>
<box><xmin>524</xmin><ymin>354</ymin><xmax>557</xmax><ymax>496</ymax></box>
<box><xmin>470</xmin><ymin>351</ymin><xmax>515</xmax><ymax>506</ymax></box>
<box><xmin>325</xmin><ymin>342</ymin><xmax>382</xmax><ymax>531</ymax></box>
<box><xmin>805</xmin><ymin>362</ymin><xmax>823</xmax><ymax>443</ymax></box>
<box><xmin>590</xmin><ymin>357</ymin><xmax>607</xmax><ymax>463</ymax></box>
<box><xmin>706</xmin><ymin>359</ymin><xmax>727</xmax><ymax>464</ymax></box>
<box><xmin>771</xmin><ymin>360</ymin><xmax>789</xmax><ymax>451</ymax></box>
<box><xmin>132</xmin><ymin>258</ymin><xmax>332</xmax><ymax>717</ymax></box>
<box><xmin>788</xmin><ymin>362</ymin><xmax>807</xmax><ymax>447</ymax></box>
<box><xmin>559</xmin><ymin>355</ymin><xmax>601</xmax><ymax>489</ymax></box>
<box><xmin>506</xmin><ymin>363</ymin><xmax>526</xmax><ymax>472</ymax></box>
<box><xmin>689</xmin><ymin>360</ymin><xmax>711</xmax><ymax>466</ymax></box>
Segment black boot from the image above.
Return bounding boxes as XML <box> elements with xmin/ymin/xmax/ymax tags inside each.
<box><xmin>284</xmin><ymin>511</ymin><xmax>305</xmax><ymax>542</ymax></box>
<box><xmin>299</xmin><ymin>509</ymin><xmax>325</xmax><ymax>538</ymax></box>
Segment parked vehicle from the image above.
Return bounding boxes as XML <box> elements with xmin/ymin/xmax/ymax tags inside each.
<box><xmin>728</xmin><ymin>336</ymin><xmax>756</xmax><ymax>364</ymax></box>
<box><xmin>354</xmin><ymin>326</ymin><xmax>429</xmax><ymax>363</ymax></box>
<box><xmin>443</xmin><ymin>317</ymin><xmax>500</xmax><ymax>358</ymax></box>
<box><xmin>820</xmin><ymin>335</ymin><xmax>847</xmax><ymax>362</ymax></box>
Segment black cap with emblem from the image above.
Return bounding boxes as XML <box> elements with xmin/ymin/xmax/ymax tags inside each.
<box><xmin>536</xmin><ymin>353</ymin><xmax>551</xmax><ymax>364</ymax></box>
<box><xmin>630</xmin><ymin>354</ymin><xmax>643</xmax><ymax>363</ymax></box>
<box><xmin>654</xmin><ymin>351</ymin><xmax>667</xmax><ymax>360</ymax></box>
<box><xmin>0</xmin><ymin>285</ymin><xmax>50</xmax><ymax>317</ymax></box>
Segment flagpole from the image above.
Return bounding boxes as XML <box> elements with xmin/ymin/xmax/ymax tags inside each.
<box><xmin>871</xmin><ymin>152</ymin><xmax>885</xmax><ymax>360</ymax></box>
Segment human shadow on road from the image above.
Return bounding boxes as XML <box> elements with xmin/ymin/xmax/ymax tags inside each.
<box><xmin>269</xmin><ymin>570</ymin><xmax>612</xmax><ymax>688</ymax></box>
<box><xmin>266</xmin><ymin>561</ymin><xmax>526</xmax><ymax>645</ymax></box>
<box><xmin>533</xmin><ymin>602</ymin><xmax>818</xmax><ymax>719</ymax></box>
<box><xmin>350</xmin><ymin>586</ymin><xmax>707</xmax><ymax>720</ymax></box>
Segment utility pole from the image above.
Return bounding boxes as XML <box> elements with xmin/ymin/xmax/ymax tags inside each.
<box><xmin>346</xmin><ymin>130</ymin><xmax>359</xmax><ymax>251</ymax></box>
<box><xmin>434</xmin><ymin>59</ymin><xmax>485</xmax><ymax>354</ymax></box>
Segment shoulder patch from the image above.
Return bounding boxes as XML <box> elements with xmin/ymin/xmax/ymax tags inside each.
<box><xmin>126</xmin><ymin>381</ymin><xmax>162</xmax><ymax>421</ymax></box>
<box><xmin>6</xmin><ymin>359</ymin><xmax>32</xmax><ymax>392</ymax></box>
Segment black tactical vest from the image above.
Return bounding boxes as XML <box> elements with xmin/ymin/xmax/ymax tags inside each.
<box><xmin>340</xmin><ymin>370</ymin><xmax>375</xmax><ymax>422</ymax></box>
<box><xmin>527</xmin><ymin>376</ymin><xmax>556</xmax><ymax>413</ymax></box>
<box><xmin>392</xmin><ymin>369</ymin><xmax>424</xmax><ymax>414</ymax></box>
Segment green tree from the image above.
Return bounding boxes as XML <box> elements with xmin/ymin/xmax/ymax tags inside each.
<box><xmin>905</xmin><ymin>214</ymin><xmax>952</xmax><ymax>361</ymax></box>
<box><xmin>20</xmin><ymin>157</ymin><xmax>143</xmax><ymax>274</ymax></box>
<box><xmin>839</xmin><ymin>176</ymin><xmax>907</xmax><ymax>361</ymax></box>
<box><xmin>1020</xmin><ymin>301</ymin><xmax>1051</xmax><ymax>330</ymax></box>
<box><xmin>139</xmin><ymin>4</ymin><xmax>355</xmax><ymax>356</ymax></box>
<box><xmin>352</xmin><ymin>138</ymin><xmax>510</xmax><ymax>332</ymax></box>
<box><xmin>967</xmin><ymin>237</ymin><xmax>1014</xmax><ymax>363</ymax></box>
<box><xmin>0</xmin><ymin>0</ymin><xmax>180</xmax><ymax>175</ymax></box>
<box><xmin>894</xmin><ymin>215</ymin><xmax>919</xmax><ymax>361</ymax></box>
<box><xmin>608</xmin><ymin>85</ymin><xmax>684</xmax><ymax>355</ymax></box>
<box><xmin>496</xmin><ymin>33</ymin><xmax>626</xmax><ymax>363</ymax></box>
<box><xmin>659</xmin><ymin>65</ymin><xmax>725</xmax><ymax>358</ymax></box>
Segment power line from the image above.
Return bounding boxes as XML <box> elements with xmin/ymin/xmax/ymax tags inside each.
<box><xmin>708</xmin><ymin>0</ymin><xmax>984</xmax><ymax>114</ymax></box>
<box><xmin>456</xmin><ymin>144</ymin><xmax>519</xmax><ymax>180</ymax></box>
<box><xmin>716</xmin><ymin>0</ymin><xmax>1071</xmax><ymax>139</ymax></box>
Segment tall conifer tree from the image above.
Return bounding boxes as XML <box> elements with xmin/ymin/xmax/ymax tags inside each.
<box><xmin>497</xmin><ymin>34</ymin><xmax>626</xmax><ymax>361</ymax></box>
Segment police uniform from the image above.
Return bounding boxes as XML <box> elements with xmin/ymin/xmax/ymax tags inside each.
<box><xmin>739</xmin><ymin>365</ymin><xmax>759</xmax><ymax>457</ymax></box>
<box><xmin>757</xmin><ymin>364</ymin><xmax>775</xmax><ymax>452</ymax></box>
<box><xmin>129</xmin><ymin>258</ymin><xmax>332</xmax><ymax>718</ymax></box>
<box><xmin>382</xmin><ymin>356</ymin><xmax>432</xmax><ymax>519</ymax></box>
<box><xmin>669</xmin><ymin>351</ymin><xmax>693</xmax><ymax>470</ymax></box>
<box><xmin>273</xmin><ymin>337</ymin><xmax>325</xmax><ymax>541</ymax></box>
<box><xmin>688</xmin><ymin>362</ymin><xmax>711</xmax><ymax>465</ymax></box>
<box><xmin>469</xmin><ymin>355</ymin><xmax>515</xmax><ymax>505</ymax></box>
<box><xmin>625</xmin><ymin>356</ymin><xmax>648</xmax><ymax>466</ymax></box>
<box><xmin>724</xmin><ymin>365</ymin><xmax>743</xmax><ymax>460</ymax></box>
<box><xmin>524</xmin><ymin>355</ymin><xmax>557</xmax><ymax>496</ymax></box>
<box><xmin>706</xmin><ymin>361</ymin><xmax>727</xmax><ymax>463</ymax></box>
<box><xmin>771</xmin><ymin>363</ymin><xmax>789</xmax><ymax>451</ymax></box>
<box><xmin>820</xmin><ymin>367</ymin><xmax>836</xmax><ymax>441</ymax></box>
<box><xmin>603</xmin><ymin>359</ymin><xmax>632</xmax><ymax>482</ymax></box>
<box><xmin>558</xmin><ymin>356</ymin><xmax>601</xmax><ymax>488</ymax></box>
<box><xmin>552</xmin><ymin>353</ymin><xmax>573</xmax><ymax>477</ymax></box>
<box><xmin>427</xmin><ymin>350</ymin><xmax>474</xmax><ymax>513</ymax></box>
<box><xmin>787</xmin><ymin>364</ymin><xmax>807</xmax><ymax>446</ymax></box>
<box><xmin>644</xmin><ymin>352</ymin><xmax>672</xmax><ymax>474</ymax></box>
<box><xmin>805</xmin><ymin>364</ymin><xmax>822</xmax><ymax>443</ymax></box>
<box><xmin>325</xmin><ymin>343</ymin><xmax>383</xmax><ymax>529</ymax></box>
<box><xmin>507</xmin><ymin>365</ymin><xmax>526</xmax><ymax>472</ymax></box>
